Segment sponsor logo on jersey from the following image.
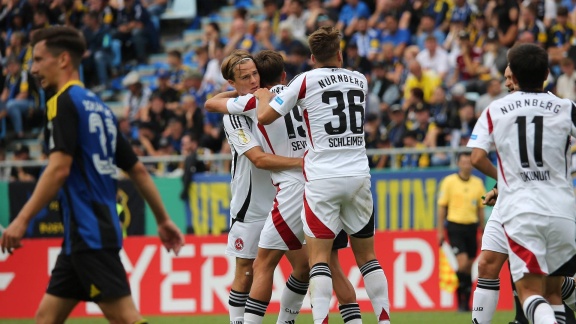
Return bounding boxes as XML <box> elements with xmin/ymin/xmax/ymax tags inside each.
<box><xmin>470</xmin><ymin>134</ymin><xmax>477</xmax><ymax>140</ymax></box>
<box><xmin>234</xmin><ymin>238</ymin><xmax>244</xmax><ymax>251</ymax></box>
<box><xmin>234</xmin><ymin>97</ymin><xmax>239</xmax><ymax>102</ymax></box>
<box><xmin>275</xmin><ymin>96</ymin><xmax>284</xmax><ymax>105</ymax></box>
<box><xmin>237</xmin><ymin>129</ymin><xmax>251</xmax><ymax>145</ymax></box>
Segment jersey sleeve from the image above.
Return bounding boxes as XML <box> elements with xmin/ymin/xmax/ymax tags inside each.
<box><xmin>437</xmin><ymin>177</ymin><xmax>450</xmax><ymax>207</ymax></box>
<box><xmin>115</xmin><ymin>133</ymin><xmax>139</xmax><ymax>171</ymax></box>
<box><xmin>467</xmin><ymin>107</ymin><xmax>493</xmax><ymax>152</ymax></box>
<box><xmin>223</xmin><ymin>115</ymin><xmax>261</xmax><ymax>156</ymax></box>
<box><xmin>570</xmin><ymin>101</ymin><xmax>576</xmax><ymax>138</ymax></box>
<box><xmin>269</xmin><ymin>74</ymin><xmax>305</xmax><ymax>116</ymax></box>
<box><xmin>48</xmin><ymin>92</ymin><xmax>78</xmax><ymax>155</ymax></box>
<box><xmin>226</xmin><ymin>94</ymin><xmax>258</xmax><ymax>120</ymax></box>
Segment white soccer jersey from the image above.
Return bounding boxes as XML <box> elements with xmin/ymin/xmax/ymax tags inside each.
<box><xmin>226</xmin><ymin>85</ymin><xmax>306</xmax><ymax>185</ymax></box>
<box><xmin>467</xmin><ymin>91</ymin><xmax>576</xmax><ymax>222</ymax></box>
<box><xmin>269</xmin><ymin>68</ymin><xmax>370</xmax><ymax>181</ymax></box>
<box><xmin>223</xmin><ymin>115</ymin><xmax>275</xmax><ymax>223</ymax></box>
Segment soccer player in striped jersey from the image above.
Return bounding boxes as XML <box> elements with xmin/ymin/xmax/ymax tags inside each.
<box><xmin>207</xmin><ymin>50</ymin><xmax>361</xmax><ymax>323</ymax></box>
<box><xmin>256</xmin><ymin>26</ymin><xmax>391</xmax><ymax>324</ymax></box>
<box><xmin>218</xmin><ymin>50</ymin><xmax>305</xmax><ymax>324</ymax></box>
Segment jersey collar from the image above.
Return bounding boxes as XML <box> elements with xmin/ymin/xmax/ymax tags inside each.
<box><xmin>46</xmin><ymin>80</ymin><xmax>84</xmax><ymax>121</ymax></box>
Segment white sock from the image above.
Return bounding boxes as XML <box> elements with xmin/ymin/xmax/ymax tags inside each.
<box><xmin>339</xmin><ymin>303</ymin><xmax>362</xmax><ymax>323</ymax></box>
<box><xmin>309</xmin><ymin>263</ymin><xmax>332</xmax><ymax>324</ymax></box>
<box><xmin>277</xmin><ymin>275</ymin><xmax>309</xmax><ymax>323</ymax></box>
<box><xmin>472</xmin><ymin>278</ymin><xmax>500</xmax><ymax>324</ymax></box>
<box><xmin>229</xmin><ymin>289</ymin><xmax>249</xmax><ymax>324</ymax></box>
<box><xmin>562</xmin><ymin>277</ymin><xmax>576</xmax><ymax>312</ymax></box>
<box><xmin>523</xmin><ymin>295</ymin><xmax>556</xmax><ymax>324</ymax></box>
<box><xmin>244</xmin><ymin>297</ymin><xmax>268</xmax><ymax>324</ymax></box>
<box><xmin>552</xmin><ymin>304</ymin><xmax>566</xmax><ymax>324</ymax></box>
<box><xmin>360</xmin><ymin>260</ymin><xmax>390</xmax><ymax>324</ymax></box>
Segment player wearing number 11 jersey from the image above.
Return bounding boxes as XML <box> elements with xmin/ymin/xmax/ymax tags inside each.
<box><xmin>469</xmin><ymin>43</ymin><xmax>576</xmax><ymax>324</ymax></box>
<box><xmin>256</xmin><ymin>26</ymin><xmax>391</xmax><ymax>324</ymax></box>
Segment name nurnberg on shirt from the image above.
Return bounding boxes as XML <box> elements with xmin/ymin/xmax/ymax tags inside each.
<box><xmin>317</xmin><ymin>72</ymin><xmax>365</xmax><ymax>89</ymax></box>
<box><xmin>498</xmin><ymin>98</ymin><xmax>562</xmax><ymax>115</ymax></box>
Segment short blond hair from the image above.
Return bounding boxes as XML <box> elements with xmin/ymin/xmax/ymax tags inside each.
<box><xmin>221</xmin><ymin>50</ymin><xmax>254</xmax><ymax>81</ymax></box>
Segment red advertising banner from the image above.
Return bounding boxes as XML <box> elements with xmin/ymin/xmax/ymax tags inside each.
<box><xmin>0</xmin><ymin>231</ymin><xmax>513</xmax><ymax>318</ymax></box>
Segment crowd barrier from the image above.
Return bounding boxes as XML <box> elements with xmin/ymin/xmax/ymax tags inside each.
<box><xmin>0</xmin><ymin>231</ymin><xmax>513</xmax><ymax>318</ymax></box>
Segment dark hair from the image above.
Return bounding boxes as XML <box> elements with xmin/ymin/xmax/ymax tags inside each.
<box><xmin>208</xmin><ymin>22</ymin><xmax>220</xmax><ymax>34</ymax></box>
<box><xmin>308</xmin><ymin>26</ymin><xmax>341</xmax><ymax>63</ymax></box>
<box><xmin>254</xmin><ymin>50</ymin><xmax>284</xmax><ymax>87</ymax></box>
<box><xmin>558</xmin><ymin>6</ymin><xmax>569</xmax><ymax>17</ymax></box>
<box><xmin>86</xmin><ymin>10</ymin><xmax>101</xmax><ymax>21</ymax></box>
<box><xmin>507</xmin><ymin>43</ymin><xmax>548</xmax><ymax>89</ymax></box>
<box><xmin>168</xmin><ymin>49</ymin><xmax>182</xmax><ymax>60</ymax></box>
<box><xmin>235</xmin><ymin>8</ymin><xmax>248</xmax><ymax>19</ymax></box>
<box><xmin>31</xmin><ymin>26</ymin><xmax>86</xmax><ymax>69</ymax></box>
<box><xmin>457</xmin><ymin>152</ymin><xmax>472</xmax><ymax>161</ymax></box>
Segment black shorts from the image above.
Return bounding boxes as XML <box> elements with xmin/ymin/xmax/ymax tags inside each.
<box><xmin>446</xmin><ymin>221</ymin><xmax>478</xmax><ymax>259</ymax></box>
<box><xmin>332</xmin><ymin>230</ymin><xmax>348</xmax><ymax>250</ymax></box>
<box><xmin>46</xmin><ymin>249</ymin><xmax>131</xmax><ymax>302</ymax></box>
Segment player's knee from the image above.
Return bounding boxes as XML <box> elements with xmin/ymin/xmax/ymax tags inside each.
<box><xmin>477</xmin><ymin>253</ymin><xmax>504</xmax><ymax>279</ymax></box>
<box><xmin>35</xmin><ymin>308</ymin><xmax>63</xmax><ymax>324</ymax></box>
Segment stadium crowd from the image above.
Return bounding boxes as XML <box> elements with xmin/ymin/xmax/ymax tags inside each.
<box><xmin>2</xmin><ymin>0</ymin><xmax>576</xmax><ymax>180</ymax></box>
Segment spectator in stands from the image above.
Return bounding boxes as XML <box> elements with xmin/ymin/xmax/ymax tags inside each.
<box><xmin>167</xmin><ymin>50</ymin><xmax>191</xmax><ymax>89</ymax></box>
<box><xmin>118</xmin><ymin>117</ymin><xmax>132</xmax><ymax>139</ymax></box>
<box><xmin>284</xmin><ymin>45</ymin><xmax>311</xmax><ymax>81</ymax></box>
<box><xmin>9</xmin><ymin>144</ymin><xmax>40</xmax><ymax>182</ymax></box>
<box><xmin>450</xmin><ymin>0</ymin><xmax>474</xmax><ymax>27</ymax></box>
<box><xmin>5</xmin><ymin>31</ymin><xmax>26</xmax><ymax>64</ymax></box>
<box><xmin>343</xmin><ymin>41</ymin><xmax>372</xmax><ymax>76</ymax></box>
<box><xmin>404</xmin><ymin>60</ymin><xmax>441</xmax><ymax>104</ymax></box>
<box><xmin>201</xmin><ymin>22</ymin><xmax>223</xmax><ymax>59</ymax></box>
<box><xmin>285</xmin><ymin>0</ymin><xmax>309</xmax><ymax>42</ymax></box>
<box><xmin>386</xmin><ymin>103</ymin><xmax>408</xmax><ymax>149</ymax></box>
<box><xmin>162</xmin><ymin>118</ymin><xmax>185</xmax><ymax>153</ymax></box>
<box><xmin>180</xmin><ymin>133</ymin><xmax>208</xmax><ymax>234</ymax></box>
<box><xmin>475</xmin><ymin>79</ymin><xmax>505</xmax><ymax>117</ymax></box>
<box><xmin>140</xmin><ymin>93</ymin><xmax>171</xmax><ymax>137</ymax></box>
<box><xmin>364</xmin><ymin>113</ymin><xmax>389</xmax><ymax>169</ymax></box>
<box><xmin>369</xmin><ymin>60</ymin><xmax>400</xmax><ymax>116</ymax></box>
<box><xmin>88</xmin><ymin>0</ymin><xmax>117</xmax><ymax>27</ymax></box>
<box><xmin>547</xmin><ymin>6</ymin><xmax>575</xmax><ymax>65</ymax></box>
<box><xmin>201</xmin><ymin>43</ymin><xmax>227</xmax><ymax>90</ymax></box>
<box><xmin>380</xmin><ymin>14</ymin><xmax>411</xmax><ymax>58</ymax></box>
<box><xmin>336</xmin><ymin>0</ymin><xmax>370</xmax><ymax>33</ymax></box>
<box><xmin>0</xmin><ymin>56</ymin><xmax>35</xmax><ymax>139</ymax></box>
<box><xmin>262</xmin><ymin>0</ymin><xmax>285</xmax><ymax>35</ymax></box>
<box><xmin>416</xmin><ymin>35</ymin><xmax>449</xmax><ymax>81</ymax></box>
<box><xmin>153</xmin><ymin>70</ymin><xmax>180</xmax><ymax>111</ymax></box>
<box><xmin>275</xmin><ymin>21</ymin><xmax>304</xmax><ymax>57</ymax></box>
<box><xmin>556</xmin><ymin>57</ymin><xmax>576</xmax><ymax>101</ymax></box>
<box><xmin>429</xmin><ymin>87</ymin><xmax>451</xmax><ymax>130</ymax></box>
<box><xmin>81</xmin><ymin>11</ymin><xmax>113</xmax><ymax>91</ymax></box>
<box><xmin>490</xmin><ymin>0</ymin><xmax>519</xmax><ymax>47</ymax></box>
<box><xmin>349</xmin><ymin>17</ymin><xmax>379</xmax><ymax>60</ymax></box>
<box><xmin>518</xmin><ymin>2</ymin><xmax>547</xmax><ymax>47</ymax></box>
<box><xmin>180</xmin><ymin>94</ymin><xmax>204</xmax><ymax>141</ymax></box>
<box><xmin>253</xmin><ymin>20</ymin><xmax>278</xmax><ymax>52</ymax></box>
<box><xmin>224</xmin><ymin>17</ymin><xmax>256</xmax><ymax>55</ymax></box>
<box><xmin>415</xmin><ymin>14</ymin><xmax>446</xmax><ymax>50</ymax></box>
<box><xmin>401</xmin><ymin>130</ymin><xmax>430</xmax><ymax>168</ymax></box>
<box><xmin>122</xmin><ymin>71</ymin><xmax>151</xmax><ymax>128</ymax></box>
<box><xmin>142</xmin><ymin>0</ymin><xmax>168</xmax><ymax>19</ymax></box>
<box><xmin>451</xmin><ymin>31</ymin><xmax>483</xmax><ymax>89</ymax></box>
<box><xmin>181</xmin><ymin>69</ymin><xmax>214</xmax><ymax>109</ymax></box>
<box><xmin>469</xmin><ymin>13</ymin><xmax>488</xmax><ymax>52</ymax></box>
<box><xmin>115</xmin><ymin>0</ymin><xmax>155</xmax><ymax>64</ymax></box>
<box><xmin>305</xmin><ymin>0</ymin><xmax>330</xmax><ymax>35</ymax></box>
<box><xmin>450</xmin><ymin>103</ymin><xmax>476</xmax><ymax>148</ymax></box>
<box><xmin>32</xmin><ymin>7</ymin><xmax>50</xmax><ymax>28</ymax></box>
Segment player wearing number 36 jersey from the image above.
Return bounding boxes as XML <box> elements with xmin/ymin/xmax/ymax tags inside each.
<box><xmin>256</xmin><ymin>26</ymin><xmax>391</xmax><ymax>324</ymax></box>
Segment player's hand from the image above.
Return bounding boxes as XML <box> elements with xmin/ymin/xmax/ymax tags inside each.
<box><xmin>482</xmin><ymin>188</ymin><xmax>498</xmax><ymax>206</ymax></box>
<box><xmin>1</xmin><ymin>218</ymin><xmax>27</xmax><ymax>254</ymax></box>
<box><xmin>254</xmin><ymin>88</ymin><xmax>274</xmax><ymax>102</ymax></box>
<box><xmin>157</xmin><ymin>219</ymin><xmax>185</xmax><ymax>256</ymax></box>
<box><xmin>437</xmin><ymin>230</ymin><xmax>444</xmax><ymax>246</ymax></box>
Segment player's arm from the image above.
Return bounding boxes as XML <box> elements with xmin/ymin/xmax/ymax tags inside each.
<box><xmin>467</xmin><ymin>108</ymin><xmax>497</xmax><ymax>179</ymax></box>
<box><xmin>257</xmin><ymin>78</ymin><xmax>301</xmax><ymax>125</ymax></box>
<box><xmin>477</xmin><ymin>189</ymin><xmax>485</xmax><ymax>231</ymax></box>
<box><xmin>436</xmin><ymin>179</ymin><xmax>449</xmax><ymax>245</ymax></box>
<box><xmin>244</xmin><ymin>146</ymin><xmax>301</xmax><ymax>171</ymax></box>
<box><xmin>117</xmin><ymin>132</ymin><xmax>184</xmax><ymax>255</ymax></box>
<box><xmin>1</xmin><ymin>93</ymin><xmax>79</xmax><ymax>253</ymax></box>
<box><xmin>204</xmin><ymin>90</ymin><xmax>238</xmax><ymax>113</ymax></box>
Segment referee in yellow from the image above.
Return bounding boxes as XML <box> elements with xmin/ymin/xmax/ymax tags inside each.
<box><xmin>437</xmin><ymin>152</ymin><xmax>485</xmax><ymax>312</ymax></box>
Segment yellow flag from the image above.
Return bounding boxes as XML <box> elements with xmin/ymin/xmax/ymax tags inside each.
<box><xmin>439</xmin><ymin>248</ymin><xmax>459</xmax><ymax>293</ymax></box>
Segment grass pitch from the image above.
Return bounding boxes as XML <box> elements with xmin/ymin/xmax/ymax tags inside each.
<box><xmin>1</xmin><ymin>311</ymin><xmax>515</xmax><ymax>323</ymax></box>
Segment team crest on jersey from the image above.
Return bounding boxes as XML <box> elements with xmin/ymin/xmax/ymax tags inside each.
<box><xmin>275</xmin><ymin>96</ymin><xmax>284</xmax><ymax>105</ymax></box>
<box><xmin>237</xmin><ymin>129</ymin><xmax>251</xmax><ymax>145</ymax></box>
<box><xmin>234</xmin><ymin>238</ymin><xmax>244</xmax><ymax>251</ymax></box>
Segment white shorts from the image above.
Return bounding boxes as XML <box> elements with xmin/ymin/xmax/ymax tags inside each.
<box><xmin>503</xmin><ymin>214</ymin><xmax>576</xmax><ymax>282</ymax></box>
<box><xmin>259</xmin><ymin>182</ymin><xmax>305</xmax><ymax>251</ymax></box>
<box><xmin>225</xmin><ymin>220</ymin><xmax>266</xmax><ymax>259</ymax></box>
<box><xmin>481</xmin><ymin>215</ymin><xmax>508</xmax><ymax>255</ymax></box>
<box><xmin>302</xmin><ymin>176</ymin><xmax>374</xmax><ymax>239</ymax></box>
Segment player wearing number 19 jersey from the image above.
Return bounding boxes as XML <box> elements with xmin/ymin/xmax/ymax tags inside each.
<box><xmin>469</xmin><ymin>43</ymin><xmax>576</xmax><ymax>324</ymax></box>
<box><xmin>256</xmin><ymin>26</ymin><xmax>391</xmax><ymax>324</ymax></box>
